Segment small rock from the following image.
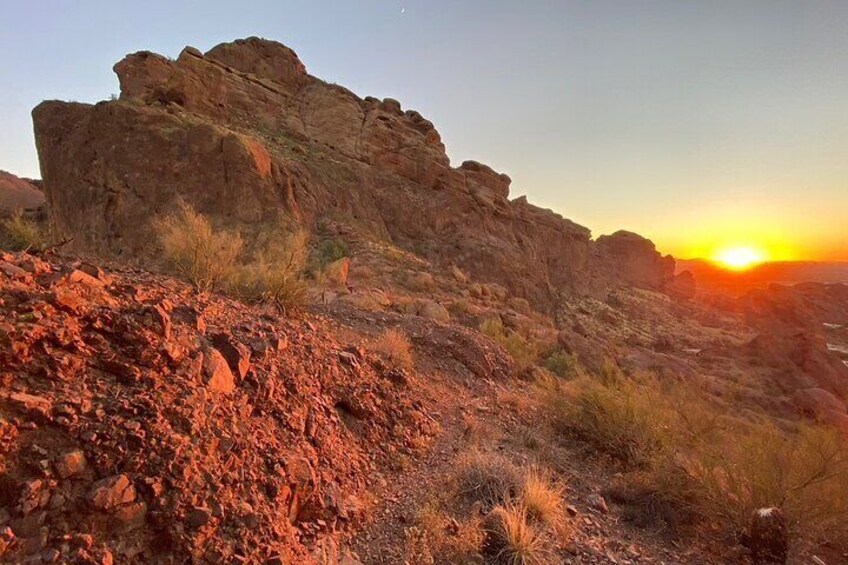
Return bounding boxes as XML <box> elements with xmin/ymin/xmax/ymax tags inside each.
<box><xmin>88</xmin><ymin>474</ymin><xmax>136</xmax><ymax>510</ymax></box>
<box><xmin>68</xmin><ymin>269</ymin><xmax>104</xmax><ymax>287</ymax></box>
<box><xmin>202</xmin><ymin>349</ymin><xmax>235</xmax><ymax>394</ymax></box>
<box><xmin>211</xmin><ymin>333</ymin><xmax>250</xmax><ymax>380</ymax></box>
<box><xmin>186</xmin><ymin>507</ymin><xmax>211</xmax><ymax>528</ymax></box>
<box><xmin>588</xmin><ymin>494</ymin><xmax>609</xmax><ymax>514</ymax></box>
<box><xmin>54</xmin><ymin>450</ymin><xmax>87</xmax><ymax>478</ymax></box>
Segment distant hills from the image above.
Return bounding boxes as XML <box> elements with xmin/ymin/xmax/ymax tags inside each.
<box><xmin>678</xmin><ymin>258</ymin><xmax>848</xmax><ymax>295</ymax></box>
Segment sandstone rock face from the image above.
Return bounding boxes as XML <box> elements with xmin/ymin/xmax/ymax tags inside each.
<box><xmin>0</xmin><ymin>171</ymin><xmax>44</xmax><ymax>211</ymax></box>
<box><xmin>32</xmin><ymin>37</ymin><xmax>677</xmax><ymax>307</ymax></box>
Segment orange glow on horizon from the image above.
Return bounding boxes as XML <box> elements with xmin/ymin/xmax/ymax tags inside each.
<box><xmin>711</xmin><ymin>245</ymin><xmax>768</xmax><ymax>270</ymax></box>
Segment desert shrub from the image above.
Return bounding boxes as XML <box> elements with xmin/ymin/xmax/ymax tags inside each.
<box><xmin>692</xmin><ymin>421</ymin><xmax>848</xmax><ymax>544</ymax></box>
<box><xmin>371</xmin><ymin>328</ymin><xmax>414</xmax><ymax>371</ymax></box>
<box><xmin>153</xmin><ymin>201</ymin><xmax>243</xmax><ymax>293</ymax></box>
<box><xmin>315</xmin><ymin>238</ymin><xmax>349</xmax><ymax>267</ymax></box>
<box><xmin>227</xmin><ymin>228</ymin><xmax>309</xmax><ymax>310</ymax></box>
<box><xmin>542</xmin><ymin>350</ymin><xmax>577</xmax><ymax>379</ymax></box>
<box><xmin>481</xmin><ymin>504</ymin><xmax>553</xmax><ymax>565</ymax></box>
<box><xmin>1</xmin><ymin>210</ymin><xmax>47</xmax><ymax>252</ymax></box>
<box><xmin>455</xmin><ymin>450</ymin><xmax>522</xmax><ymax>509</ymax></box>
<box><xmin>548</xmin><ymin>371</ymin><xmax>848</xmax><ymax>548</ymax></box>
<box><xmin>405</xmin><ymin>271</ymin><xmax>435</xmax><ymax>291</ymax></box>
<box><xmin>479</xmin><ymin>317</ymin><xmax>540</xmax><ymax>370</ymax></box>
<box><xmin>552</xmin><ymin>374</ymin><xmax>673</xmax><ymax>467</ymax></box>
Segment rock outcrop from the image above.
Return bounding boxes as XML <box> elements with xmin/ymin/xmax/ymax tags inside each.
<box><xmin>0</xmin><ymin>171</ymin><xmax>44</xmax><ymax>211</ymax></box>
<box><xmin>0</xmin><ymin>251</ymin><xmax>438</xmax><ymax>563</ymax></box>
<box><xmin>32</xmin><ymin>37</ymin><xmax>676</xmax><ymax>307</ymax></box>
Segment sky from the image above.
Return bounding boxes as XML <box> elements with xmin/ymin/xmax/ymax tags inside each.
<box><xmin>1</xmin><ymin>1</ymin><xmax>847</xmax><ymax>261</ymax></box>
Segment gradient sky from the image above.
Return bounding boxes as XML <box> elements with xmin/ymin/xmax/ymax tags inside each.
<box><xmin>2</xmin><ymin>1</ymin><xmax>847</xmax><ymax>260</ymax></box>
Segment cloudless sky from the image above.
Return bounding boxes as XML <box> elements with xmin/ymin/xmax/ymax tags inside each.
<box><xmin>2</xmin><ymin>1</ymin><xmax>847</xmax><ymax>260</ymax></box>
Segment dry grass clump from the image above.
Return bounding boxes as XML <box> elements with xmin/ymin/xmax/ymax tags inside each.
<box><xmin>455</xmin><ymin>450</ymin><xmax>522</xmax><ymax>509</ymax></box>
<box><xmin>371</xmin><ymin>328</ymin><xmax>414</xmax><ymax>371</ymax></box>
<box><xmin>481</xmin><ymin>503</ymin><xmax>553</xmax><ymax>565</ymax></box>
<box><xmin>1</xmin><ymin>210</ymin><xmax>48</xmax><ymax>252</ymax></box>
<box><xmin>153</xmin><ymin>201</ymin><xmax>243</xmax><ymax>293</ymax></box>
<box><xmin>405</xmin><ymin>504</ymin><xmax>484</xmax><ymax>564</ymax></box>
<box><xmin>520</xmin><ymin>468</ymin><xmax>565</xmax><ymax>529</ymax></box>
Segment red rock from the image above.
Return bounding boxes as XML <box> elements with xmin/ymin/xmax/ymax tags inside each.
<box><xmin>54</xmin><ymin>450</ymin><xmax>87</xmax><ymax>478</ymax></box>
<box><xmin>52</xmin><ymin>286</ymin><xmax>84</xmax><ymax>313</ymax></box>
<box><xmin>68</xmin><ymin>269</ymin><xmax>104</xmax><ymax>287</ymax></box>
<box><xmin>0</xmin><ymin>171</ymin><xmax>44</xmax><ymax>210</ymax></box>
<box><xmin>202</xmin><ymin>348</ymin><xmax>235</xmax><ymax>393</ymax></box>
<box><xmin>88</xmin><ymin>474</ymin><xmax>136</xmax><ymax>510</ymax></box>
<box><xmin>211</xmin><ymin>333</ymin><xmax>250</xmax><ymax>380</ymax></box>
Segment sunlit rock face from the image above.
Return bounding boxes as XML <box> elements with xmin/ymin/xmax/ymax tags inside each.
<box><xmin>32</xmin><ymin>37</ymin><xmax>676</xmax><ymax>307</ymax></box>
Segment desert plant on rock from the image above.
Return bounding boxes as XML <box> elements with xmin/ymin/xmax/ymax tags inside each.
<box><xmin>153</xmin><ymin>201</ymin><xmax>243</xmax><ymax>293</ymax></box>
<box><xmin>542</xmin><ymin>350</ymin><xmax>577</xmax><ymax>379</ymax></box>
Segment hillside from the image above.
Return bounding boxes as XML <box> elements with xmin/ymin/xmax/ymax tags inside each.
<box><xmin>1</xmin><ymin>36</ymin><xmax>847</xmax><ymax>565</ymax></box>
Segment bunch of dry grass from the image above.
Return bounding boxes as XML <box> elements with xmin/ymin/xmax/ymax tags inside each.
<box><xmin>481</xmin><ymin>503</ymin><xmax>553</xmax><ymax>565</ymax></box>
<box><xmin>479</xmin><ymin>317</ymin><xmax>541</xmax><ymax>371</ymax></box>
<box><xmin>371</xmin><ymin>328</ymin><xmax>414</xmax><ymax>371</ymax></box>
<box><xmin>520</xmin><ymin>468</ymin><xmax>565</xmax><ymax>529</ymax></box>
<box><xmin>153</xmin><ymin>201</ymin><xmax>243</xmax><ymax>293</ymax></box>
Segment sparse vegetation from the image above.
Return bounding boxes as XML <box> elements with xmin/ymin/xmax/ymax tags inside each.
<box><xmin>520</xmin><ymin>468</ymin><xmax>565</xmax><ymax>529</ymax></box>
<box><xmin>1</xmin><ymin>210</ymin><xmax>47</xmax><ymax>251</ymax></box>
<box><xmin>455</xmin><ymin>450</ymin><xmax>522</xmax><ymax>509</ymax></box>
<box><xmin>547</xmin><ymin>370</ymin><xmax>848</xmax><ymax>548</ymax></box>
<box><xmin>153</xmin><ymin>201</ymin><xmax>243</xmax><ymax>293</ymax></box>
<box><xmin>371</xmin><ymin>328</ymin><xmax>414</xmax><ymax>371</ymax></box>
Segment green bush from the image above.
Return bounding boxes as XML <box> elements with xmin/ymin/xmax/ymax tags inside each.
<box><xmin>542</xmin><ymin>350</ymin><xmax>577</xmax><ymax>378</ymax></box>
<box><xmin>315</xmin><ymin>238</ymin><xmax>349</xmax><ymax>267</ymax></box>
<box><xmin>479</xmin><ymin>317</ymin><xmax>540</xmax><ymax>370</ymax></box>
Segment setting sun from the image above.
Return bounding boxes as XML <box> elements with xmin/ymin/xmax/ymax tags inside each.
<box><xmin>712</xmin><ymin>246</ymin><xmax>767</xmax><ymax>270</ymax></box>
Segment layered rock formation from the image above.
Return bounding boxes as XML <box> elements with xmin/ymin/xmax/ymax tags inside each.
<box><xmin>33</xmin><ymin>37</ymin><xmax>677</xmax><ymax>306</ymax></box>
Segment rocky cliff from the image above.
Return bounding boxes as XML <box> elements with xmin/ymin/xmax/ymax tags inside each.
<box><xmin>32</xmin><ymin>37</ymin><xmax>678</xmax><ymax>307</ymax></box>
